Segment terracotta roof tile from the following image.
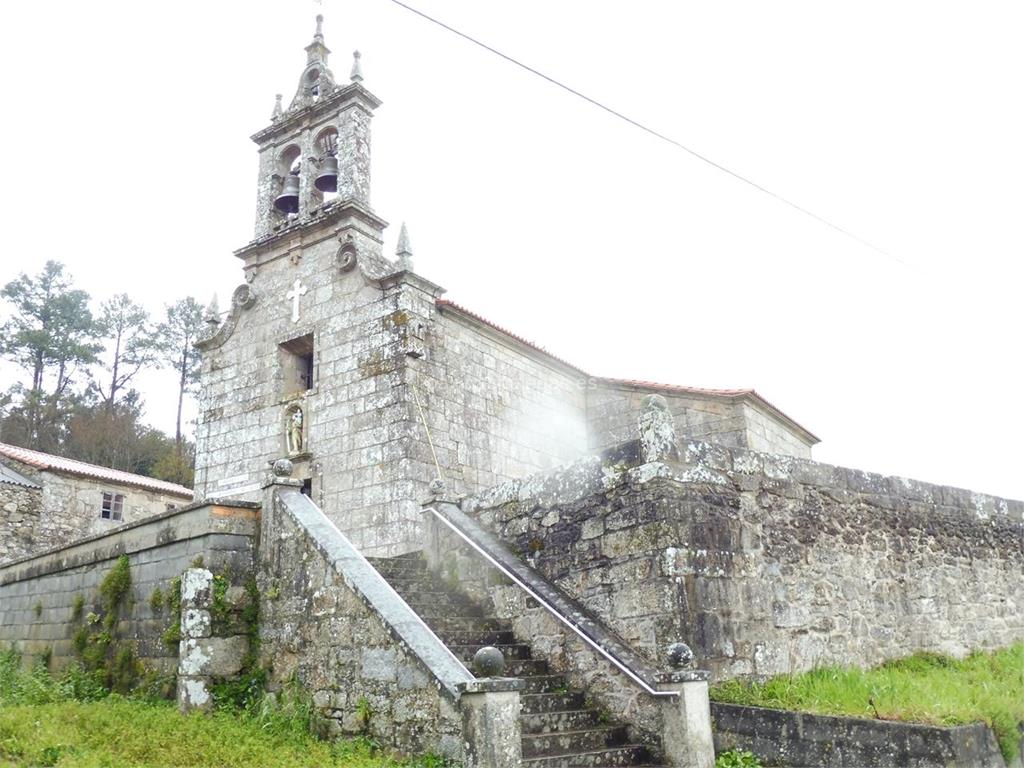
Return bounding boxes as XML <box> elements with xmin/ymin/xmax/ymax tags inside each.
<box><xmin>0</xmin><ymin>443</ymin><xmax>194</xmax><ymax>498</ymax></box>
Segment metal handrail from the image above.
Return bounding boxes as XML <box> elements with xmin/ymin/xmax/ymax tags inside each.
<box><xmin>424</xmin><ymin>502</ymin><xmax>680</xmax><ymax>697</ymax></box>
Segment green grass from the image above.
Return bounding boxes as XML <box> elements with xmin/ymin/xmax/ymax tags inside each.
<box><xmin>710</xmin><ymin>643</ymin><xmax>1024</xmax><ymax>762</ymax></box>
<box><xmin>0</xmin><ymin>650</ymin><xmax>444</xmax><ymax>767</ymax></box>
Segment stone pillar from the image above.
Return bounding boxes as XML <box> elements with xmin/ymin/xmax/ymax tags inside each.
<box><xmin>457</xmin><ymin>679</ymin><xmax>522</xmax><ymax>768</ymax></box>
<box><xmin>176</xmin><ymin>566</ymin><xmax>251</xmax><ymax>713</ymax></box>
<box><xmin>177</xmin><ymin>567</ymin><xmax>214</xmax><ymax>712</ymax></box>
<box><xmin>656</xmin><ymin>670</ymin><xmax>715</xmax><ymax>768</ymax></box>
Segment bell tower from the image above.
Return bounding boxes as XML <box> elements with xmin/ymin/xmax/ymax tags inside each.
<box><xmin>247</xmin><ymin>15</ymin><xmax>385</xmax><ymax>259</ymax></box>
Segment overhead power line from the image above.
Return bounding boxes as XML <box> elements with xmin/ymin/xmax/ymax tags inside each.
<box><xmin>387</xmin><ymin>0</ymin><xmax>900</xmax><ymax>263</ymax></box>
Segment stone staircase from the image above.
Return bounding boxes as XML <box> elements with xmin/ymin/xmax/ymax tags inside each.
<box><xmin>369</xmin><ymin>552</ymin><xmax>663</xmax><ymax>768</ymax></box>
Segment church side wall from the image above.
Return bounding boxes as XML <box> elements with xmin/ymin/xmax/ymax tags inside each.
<box><xmin>416</xmin><ymin>309</ymin><xmax>589</xmax><ymax>496</ymax></box>
<box><xmin>741</xmin><ymin>403</ymin><xmax>813</xmax><ymax>459</ymax></box>
<box><xmin>586</xmin><ymin>386</ymin><xmax>750</xmax><ymax>454</ymax></box>
<box><xmin>463</xmin><ymin>440</ymin><xmax>1024</xmax><ymax>681</ymax></box>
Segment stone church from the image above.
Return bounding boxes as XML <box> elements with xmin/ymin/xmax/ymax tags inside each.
<box><xmin>2</xmin><ymin>18</ymin><xmax>1019</xmax><ymax>768</ymax></box>
<box><xmin>194</xmin><ymin>15</ymin><xmax>817</xmax><ymax>557</ymax></box>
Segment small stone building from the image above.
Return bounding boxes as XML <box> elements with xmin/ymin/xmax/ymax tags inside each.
<box><xmin>193</xmin><ymin>21</ymin><xmax>817</xmax><ymax>556</ymax></box>
<box><xmin>0</xmin><ymin>442</ymin><xmax>194</xmax><ymax>564</ymax></box>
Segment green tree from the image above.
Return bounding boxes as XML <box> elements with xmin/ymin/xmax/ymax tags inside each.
<box><xmin>0</xmin><ymin>261</ymin><xmax>101</xmax><ymax>450</ymax></box>
<box><xmin>96</xmin><ymin>294</ymin><xmax>158</xmax><ymax>410</ymax></box>
<box><xmin>156</xmin><ymin>298</ymin><xmax>204</xmax><ymax>452</ymax></box>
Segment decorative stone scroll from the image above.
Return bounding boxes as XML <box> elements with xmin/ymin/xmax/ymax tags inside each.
<box><xmin>196</xmin><ymin>284</ymin><xmax>258</xmax><ymax>352</ymax></box>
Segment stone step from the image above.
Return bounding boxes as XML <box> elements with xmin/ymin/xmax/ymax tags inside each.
<box><xmin>518</xmin><ymin>674</ymin><xmax>570</xmax><ymax>695</ymax></box>
<box><xmin>451</xmin><ymin>643</ymin><xmax>533</xmax><ymax>661</ymax></box>
<box><xmin>521</xmin><ymin>709</ymin><xmax>602</xmax><ymax>734</ymax></box>
<box><xmin>520</xmin><ymin>692</ymin><xmax>586</xmax><ymax>714</ymax></box>
<box><xmin>437</xmin><ymin>629</ymin><xmax>517</xmax><ymax>646</ymax></box>
<box><xmin>522</xmin><ymin>726</ymin><xmax>627</xmax><ymax>758</ymax></box>
<box><xmin>522</xmin><ymin>745</ymin><xmax>652</xmax><ymax>768</ymax></box>
<box><xmin>413</xmin><ymin>615</ymin><xmax>507</xmax><ymax>635</ymax></box>
<box><xmin>503</xmin><ymin>658</ymin><xmax>551</xmax><ymax>677</ymax></box>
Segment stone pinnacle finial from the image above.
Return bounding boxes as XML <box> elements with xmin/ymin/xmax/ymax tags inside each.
<box><xmin>204</xmin><ymin>294</ymin><xmax>220</xmax><ymax>327</ymax></box>
<box><xmin>350</xmin><ymin>50</ymin><xmax>363</xmax><ymax>82</ymax></box>
<box><xmin>271</xmin><ymin>93</ymin><xmax>283</xmax><ymax>121</ymax></box>
<box><xmin>396</xmin><ymin>221</ymin><xmax>413</xmax><ymax>271</ymax></box>
<box><xmin>315</xmin><ymin>14</ymin><xmax>324</xmax><ymax>40</ymax></box>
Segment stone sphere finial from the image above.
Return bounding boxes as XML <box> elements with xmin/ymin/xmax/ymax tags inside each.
<box><xmin>666</xmin><ymin>642</ymin><xmax>694</xmax><ymax>669</ymax></box>
<box><xmin>272</xmin><ymin>458</ymin><xmax>294</xmax><ymax>478</ymax></box>
<box><xmin>473</xmin><ymin>646</ymin><xmax>505</xmax><ymax>677</ymax></box>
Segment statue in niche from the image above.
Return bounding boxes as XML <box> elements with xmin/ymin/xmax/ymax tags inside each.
<box><xmin>286</xmin><ymin>406</ymin><xmax>304</xmax><ymax>455</ymax></box>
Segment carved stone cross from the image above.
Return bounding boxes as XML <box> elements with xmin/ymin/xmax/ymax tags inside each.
<box><xmin>287</xmin><ymin>279</ymin><xmax>307</xmax><ymax>323</ymax></box>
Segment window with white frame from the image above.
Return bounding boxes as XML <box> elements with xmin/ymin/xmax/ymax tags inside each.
<box><xmin>100</xmin><ymin>492</ymin><xmax>124</xmax><ymax>521</ymax></box>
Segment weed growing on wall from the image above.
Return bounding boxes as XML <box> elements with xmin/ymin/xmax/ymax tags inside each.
<box><xmin>70</xmin><ymin>594</ymin><xmax>85</xmax><ymax>621</ymax></box>
<box><xmin>209</xmin><ymin>577</ymin><xmax>265</xmax><ymax>710</ymax></box>
<box><xmin>715</xmin><ymin>749</ymin><xmax>762</xmax><ymax>768</ymax></box>
<box><xmin>69</xmin><ymin>555</ymin><xmax>144</xmax><ymax>693</ymax></box>
<box><xmin>162</xmin><ymin>576</ymin><xmax>182</xmax><ymax>649</ymax></box>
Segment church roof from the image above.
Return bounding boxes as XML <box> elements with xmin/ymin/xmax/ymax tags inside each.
<box><xmin>0</xmin><ymin>443</ymin><xmax>194</xmax><ymax>498</ymax></box>
<box><xmin>435</xmin><ymin>299</ymin><xmax>819</xmax><ymax>444</ymax></box>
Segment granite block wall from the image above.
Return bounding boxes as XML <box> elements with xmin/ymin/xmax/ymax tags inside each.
<box><xmin>461</xmin><ymin>438</ymin><xmax>1024</xmax><ymax>680</ymax></box>
<box><xmin>0</xmin><ymin>501</ymin><xmax>258</xmax><ymax>674</ymax></box>
<box><xmin>257</xmin><ymin>484</ymin><xmax>463</xmax><ymax>757</ymax></box>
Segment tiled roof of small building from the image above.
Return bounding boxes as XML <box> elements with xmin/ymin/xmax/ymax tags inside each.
<box><xmin>0</xmin><ymin>443</ymin><xmax>194</xmax><ymax>498</ymax></box>
<box><xmin>0</xmin><ymin>462</ymin><xmax>40</xmax><ymax>489</ymax></box>
<box><xmin>436</xmin><ymin>299</ymin><xmax>818</xmax><ymax>444</ymax></box>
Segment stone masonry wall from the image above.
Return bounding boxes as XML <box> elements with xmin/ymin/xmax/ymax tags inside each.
<box><xmin>414</xmin><ymin>306</ymin><xmax>590</xmax><ymax>495</ymax></box>
<box><xmin>258</xmin><ymin>485</ymin><xmax>463</xmax><ymax>757</ymax></box>
<box><xmin>586</xmin><ymin>384</ymin><xmax>814</xmax><ymax>459</ymax></box>
<box><xmin>0</xmin><ymin>481</ymin><xmax>43</xmax><ymax>564</ymax></box>
<box><xmin>462</xmin><ymin>438</ymin><xmax>1024</xmax><ymax>680</ymax></box>
<box><xmin>0</xmin><ymin>501</ymin><xmax>258</xmax><ymax>675</ymax></box>
<box><xmin>0</xmin><ymin>460</ymin><xmax>192</xmax><ymax>565</ymax></box>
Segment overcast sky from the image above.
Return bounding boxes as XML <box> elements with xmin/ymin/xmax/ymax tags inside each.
<box><xmin>0</xmin><ymin>1</ymin><xmax>1021</xmax><ymax>500</ymax></box>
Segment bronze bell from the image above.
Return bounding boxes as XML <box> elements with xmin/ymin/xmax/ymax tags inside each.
<box><xmin>314</xmin><ymin>155</ymin><xmax>339</xmax><ymax>193</ymax></box>
<box><xmin>274</xmin><ymin>171</ymin><xmax>300</xmax><ymax>214</ymax></box>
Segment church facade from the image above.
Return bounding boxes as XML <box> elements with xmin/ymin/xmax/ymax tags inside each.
<box><xmin>194</xmin><ymin>19</ymin><xmax>817</xmax><ymax>556</ymax></box>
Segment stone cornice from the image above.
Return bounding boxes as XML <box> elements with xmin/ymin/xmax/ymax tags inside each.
<box><xmin>251</xmin><ymin>82</ymin><xmax>382</xmax><ymax>145</ymax></box>
<box><xmin>234</xmin><ymin>198</ymin><xmax>388</xmax><ymax>262</ymax></box>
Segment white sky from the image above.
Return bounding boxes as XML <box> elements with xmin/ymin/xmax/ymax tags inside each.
<box><xmin>0</xmin><ymin>1</ymin><xmax>1021</xmax><ymax>500</ymax></box>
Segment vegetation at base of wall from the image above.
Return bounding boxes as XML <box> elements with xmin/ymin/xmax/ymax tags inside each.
<box><xmin>710</xmin><ymin>643</ymin><xmax>1024</xmax><ymax>761</ymax></box>
<box><xmin>0</xmin><ymin>663</ymin><xmax>442</xmax><ymax>768</ymax></box>
<box><xmin>715</xmin><ymin>749</ymin><xmax>763</xmax><ymax>768</ymax></box>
